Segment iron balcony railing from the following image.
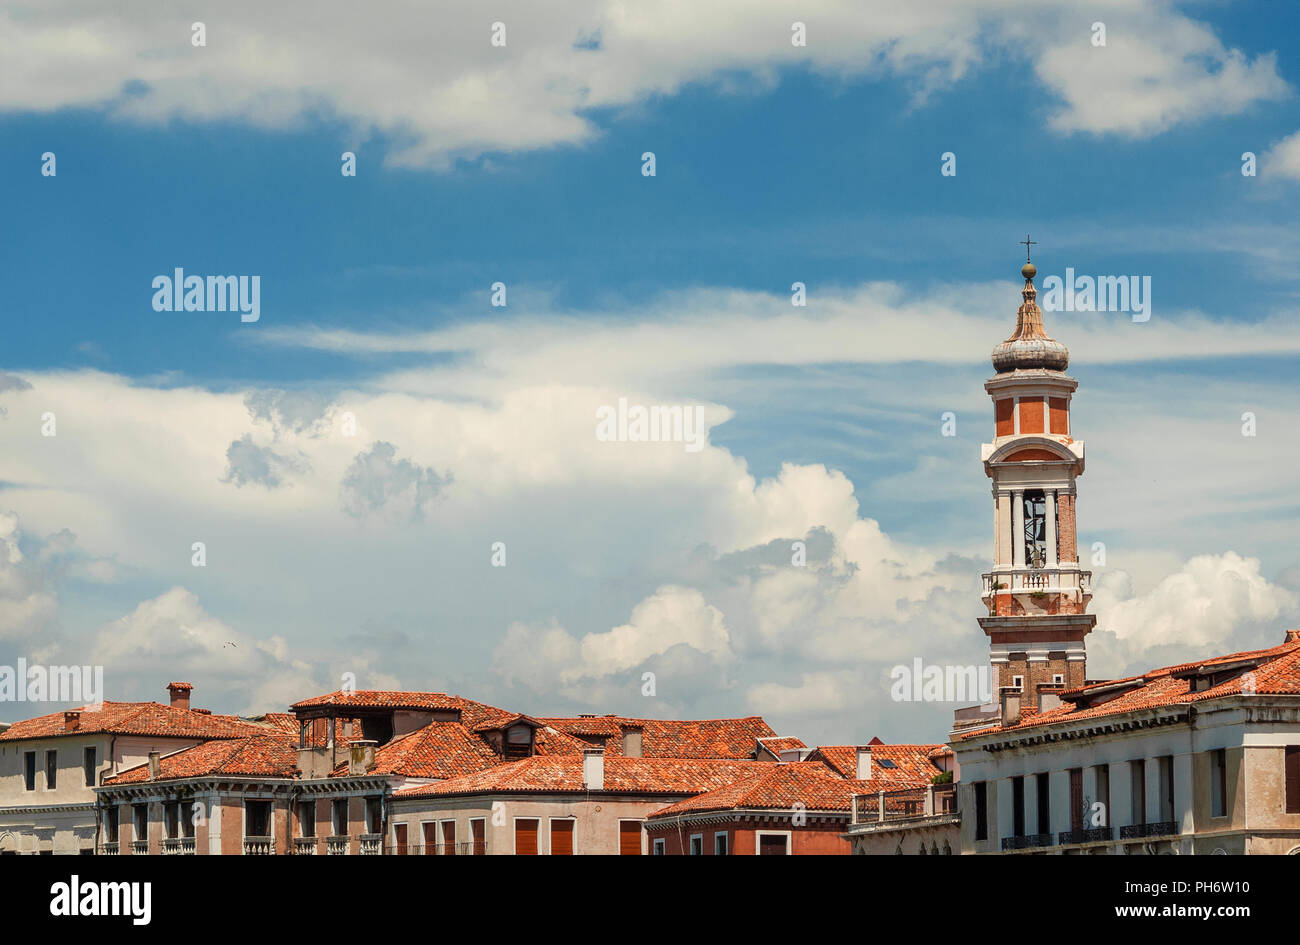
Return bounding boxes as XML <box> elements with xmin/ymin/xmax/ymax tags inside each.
<box><xmin>101</xmin><ymin>842</ymin><xmax>120</xmax><ymax>855</ymax></box>
<box><xmin>394</xmin><ymin>841</ymin><xmax>482</xmax><ymax>855</ymax></box>
<box><xmin>1119</xmin><ymin>821</ymin><xmax>1178</xmax><ymax>840</ymax></box>
<box><xmin>1058</xmin><ymin>826</ymin><xmax>1114</xmax><ymax>845</ymax></box>
<box><xmin>851</xmin><ymin>783</ymin><xmax>957</xmax><ymax>825</ymax></box>
<box><xmin>1000</xmin><ymin>833</ymin><xmax>1053</xmax><ymax>851</ymax></box>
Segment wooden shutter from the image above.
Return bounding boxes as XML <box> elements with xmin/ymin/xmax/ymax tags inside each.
<box><xmin>619</xmin><ymin>821</ymin><xmax>642</xmax><ymax>855</ymax></box>
<box><xmin>1286</xmin><ymin>746</ymin><xmax>1300</xmax><ymax>814</ymax></box>
<box><xmin>423</xmin><ymin>822</ymin><xmax>438</xmax><ymax>855</ymax></box>
<box><xmin>472</xmin><ymin>819</ymin><xmax>486</xmax><ymax>855</ymax></box>
<box><xmin>550</xmin><ymin>819</ymin><xmax>574</xmax><ymax>855</ymax></box>
<box><xmin>394</xmin><ymin>823</ymin><xmax>407</xmax><ymax>856</ymax></box>
<box><xmin>1069</xmin><ymin>768</ymin><xmax>1083</xmax><ymax>831</ymax></box>
<box><xmin>442</xmin><ymin>820</ymin><xmax>456</xmax><ymax>855</ymax></box>
<box><xmin>515</xmin><ymin>819</ymin><xmax>539</xmax><ymax>855</ymax></box>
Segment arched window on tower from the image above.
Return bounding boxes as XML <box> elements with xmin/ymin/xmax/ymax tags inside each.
<box><xmin>1023</xmin><ymin>489</ymin><xmax>1047</xmax><ymax>569</ymax></box>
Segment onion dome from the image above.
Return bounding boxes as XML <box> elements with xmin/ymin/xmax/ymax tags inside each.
<box><xmin>991</xmin><ymin>259</ymin><xmax>1069</xmax><ymax>373</ymax></box>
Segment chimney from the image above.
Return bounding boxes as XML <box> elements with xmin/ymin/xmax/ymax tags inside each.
<box><xmin>620</xmin><ymin>727</ymin><xmax>643</xmax><ymax>758</ymax></box>
<box><xmin>63</xmin><ymin>711</ymin><xmax>80</xmax><ymax>733</ymax></box>
<box><xmin>856</xmin><ymin>747</ymin><xmax>871</xmax><ymax>780</ymax></box>
<box><xmin>348</xmin><ymin>739</ymin><xmax>377</xmax><ymax>776</ymax></box>
<box><xmin>1000</xmin><ymin>687</ymin><xmax>1022</xmax><ymax>727</ymax></box>
<box><xmin>582</xmin><ymin>748</ymin><xmax>605</xmax><ymax>791</ymax></box>
<box><xmin>147</xmin><ymin>750</ymin><xmax>161</xmax><ymax>781</ymax></box>
<box><xmin>166</xmin><ymin>682</ymin><xmax>193</xmax><ymax>711</ymax></box>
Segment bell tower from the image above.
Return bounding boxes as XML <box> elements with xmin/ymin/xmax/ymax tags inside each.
<box><xmin>979</xmin><ymin>246</ymin><xmax>1094</xmax><ymax>698</ymax></box>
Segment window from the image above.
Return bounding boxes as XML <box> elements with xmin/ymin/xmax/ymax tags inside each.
<box><xmin>393</xmin><ymin>823</ymin><xmax>407</xmax><ymax>856</ymax></box>
<box><xmin>652</xmin><ymin>838</ymin><xmax>666</xmax><ymax>855</ymax></box>
<box><xmin>298</xmin><ymin>800</ymin><xmax>316</xmax><ymax>838</ymax></box>
<box><xmin>757</xmin><ymin>832</ymin><xmax>789</xmax><ymax>855</ymax></box>
<box><xmin>422</xmin><ymin>821</ymin><xmax>437</xmax><ymax>855</ymax></box>
<box><xmin>1069</xmin><ymin>768</ymin><xmax>1084</xmax><ymax>832</ymax></box>
<box><xmin>515</xmin><ymin>818</ymin><xmax>539</xmax><ymax>855</ymax></box>
<box><xmin>550</xmin><ymin>819</ymin><xmax>574</xmax><ymax>855</ymax></box>
<box><xmin>1158</xmin><ymin>756</ymin><xmax>1175</xmax><ymax>824</ymax></box>
<box><xmin>1011</xmin><ymin>675</ymin><xmax>1024</xmax><ymax>690</ymax></box>
<box><xmin>1012</xmin><ymin>776</ymin><xmax>1025</xmax><ymax>837</ymax></box>
<box><xmin>471</xmin><ymin>818</ymin><xmax>486</xmax><ymax>855</ymax></box>
<box><xmin>1286</xmin><ymin>747</ymin><xmax>1300</xmax><ymax>814</ymax></box>
<box><xmin>180</xmin><ymin>801</ymin><xmax>195</xmax><ymax>839</ymax></box>
<box><xmin>23</xmin><ymin>751</ymin><xmax>36</xmax><ymax>792</ymax></box>
<box><xmin>245</xmin><ymin>800</ymin><xmax>272</xmax><ymax>838</ymax></box>
<box><xmin>45</xmin><ymin>750</ymin><xmax>57</xmax><ymax>790</ymax></box>
<box><xmin>1036</xmin><ymin>772</ymin><xmax>1050</xmax><ymax>834</ymax></box>
<box><xmin>618</xmin><ymin>820</ymin><xmax>642</xmax><ymax>855</ymax></box>
<box><xmin>1210</xmin><ymin>749</ymin><xmax>1227</xmax><ymax>818</ymax></box>
<box><xmin>331</xmin><ymin>798</ymin><xmax>348</xmax><ymax>837</ymax></box>
<box><xmin>133</xmin><ymin>804</ymin><xmax>148</xmax><ymax>842</ymax></box>
<box><xmin>1052</xmin><ymin>674</ymin><xmax>1064</xmax><ymax>685</ymax></box>
<box><xmin>1130</xmin><ymin>760</ymin><xmax>1146</xmax><ymax>826</ymax></box>
<box><xmin>876</xmin><ymin>758</ymin><xmax>897</xmax><ymax>769</ymax></box>
<box><xmin>165</xmin><ymin>802</ymin><xmax>180</xmax><ymax>839</ymax></box>
<box><xmin>974</xmin><ymin>782</ymin><xmax>988</xmax><ymax>841</ymax></box>
<box><xmin>442</xmin><ymin>820</ymin><xmax>457</xmax><ymax>855</ymax></box>
<box><xmin>83</xmin><ymin>747</ymin><xmax>97</xmax><ymax>787</ymax></box>
<box><xmin>1095</xmin><ymin>765</ymin><xmax>1110</xmax><ymax>827</ymax></box>
<box><xmin>103</xmin><ymin>807</ymin><xmax>119</xmax><ymax>845</ymax></box>
<box><xmin>688</xmin><ymin>834</ymin><xmax>703</xmax><ymax>855</ymax></box>
<box><xmin>714</xmin><ymin>832</ymin><xmax>728</xmax><ymax>856</ymax></box>
<box><xmin>364</xmin><ymin>797</ymin><xmax>382</xmax><ymax>834</ymax></box>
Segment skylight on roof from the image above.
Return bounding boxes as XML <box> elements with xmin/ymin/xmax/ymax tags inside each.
<box><xmin>877</xmin><ymin>759</ymin><xmax>897</xmax><ymax>769</ymax></box>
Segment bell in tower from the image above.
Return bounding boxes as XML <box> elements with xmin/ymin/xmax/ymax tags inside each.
<box><xmin>977</xmin><ymin>242</ymin><xmax>1095</xmax><ymax>701</ymax></box>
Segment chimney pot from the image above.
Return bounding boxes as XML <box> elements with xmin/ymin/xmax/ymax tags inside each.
<box><xmin>63</xmin><ymin>711</ymin><xmax>80</xmax><ymax>732</ymax></box>
<box><xmin>166</xmin><ymin>682</ymin><xmax>193</xmax><ymax>711</ymax></box>
<box><xmin>147</xmin><ymin>750</ymin><xmax>161</xmax><ymax>781</ymax></box>
<box><xmin>349</xmin><ymin>740</ymin><xmax>377</xmax><ymax>776</ymax></box>
<box><xmin>1000</xmin><ymin>687</ymin><xmax>1022</xmax><ymax>727</ymax></box>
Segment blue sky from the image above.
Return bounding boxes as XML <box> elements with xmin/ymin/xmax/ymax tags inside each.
<box><xmin>3</xmin><ymin>1</ymin><xmax>1300</xmax><ymax>745</ymax></box>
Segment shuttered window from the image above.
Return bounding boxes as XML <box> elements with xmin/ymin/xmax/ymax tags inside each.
<box><xmin>442</xmin><ymin>820</ymin><xmax>456</xmax><ymax>855</ymax></box>
<box><xmin>618</xmin><ymin>820</ymin><xmax>642</xmax><ymax>855</ymax></box>
<box><xmin>471</xmin><ymin>818</ymin><xmax>486</xmax><ymax>855</ymax></box>
<box><xmin>515</xmin><ymin>819</ymin><xmax>539</xmax><ymax>855</ymax></box>
<box><xmin>1069</xmin><ymin>768</ymin><xmax>1083</xmax><ymax>832</ymax></box>
<box><xmin>550</xmin><ymin>819</ymin><xmax>574</xmax><ymax>855</ymax></box>
<box><xmin>423</xmin><ymin>821</ymin><xmax>438</xmax><ymax>855</ymax></box>
<box><xmin>1286</xmin><ymin>746</ymin><xmax>1300</xmax><ymax>814</ymax></box>
<box><xmin>393</xmin><ymin>823</ymin><xmax>407</xmax><ymax>856</ymax></box>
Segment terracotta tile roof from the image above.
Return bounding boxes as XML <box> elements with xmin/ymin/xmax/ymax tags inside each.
<box><xmin>0</xmin><ymin>701</ymin><xmax>272</xmax><ymax>743</ymax></box>
<box><xmin>538</xmin><ymin>716</ymin><xmax>776</xmax><ymax>759</ymax></box>
<box><xmin>290</xmin><ymin>690</ymin><xmax>466</xmax><ymax>711</ymax></box>
<box><xmin>395</xmin><ymin>755</ymin><xmax>762</xmax><ymax>798</ymax></box>
<box><xmin>962</xmin><ymin>633</ymin><xmax>1300</xmax><ymax>740</ymax></box>
<box><xmin>805</xmin><ymin>744</ymin><xmax>945</xmax><ymax>782</ymax></box>
<box><xmin>646</xmin><ymin>762</ymin><xmax>892</xmax><ymax>818</ymax></box>
<box><xmin>103</xmin><ymin>735</ymin><xmax>299</xmax><ymax>784</ymax></box>
<box><xmin>755</xmin><ymin>736</ymin><xmax>807</xmax><ymax>759</ymax></box>
<box><xmin>338</xmin><ymin>721</ymin><xmax>500</xmax><ymax>779</ymax></box>
<box><xmin>248</xmin><ymin>712</ymin><xmax>300</xmax><ymax>735</ymax></box>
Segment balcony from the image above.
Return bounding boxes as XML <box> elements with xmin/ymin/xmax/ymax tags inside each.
<box><xmin>851</xmin><ymin>784</ymin><xmax>958</xmax><ymax>826</ymax></box>
<box><xmin>981</xmin><ymin>567</ymin><xmax>1092</xmax><ymax>608</ymax></box>
<box><xmin>101</xmin><ymin>842</ymin><xmax>119</xmax><ymax>855</ymax></box>
<box><xmin>162</xmin><ymin>837</ymin><xmax>196</xmax><ymax>855</ymax></box>
<box><xmin>131</xmin><ymin>840</ymin><xmax>149</xmax><ymax>855</ymax></box>
<box><xmin>395</xmin><ymin>841</ymin><xmax>477</xmax><ymax>855</ymax></box>
<box><xmin>1000</xmin><ymin>833</ymin><xmax>1053</xmax><ymax>851</ymax></box>
<box><xmin>1119</xmin><ymin>821</ymin><xmax>1178</xmax><ymax>841</ymax></box>
<box><xmin>293</xmin><ymin>837</ymin><xmax>318</xmax><ymax>855</ymax></box>
<box><xmin>242</xmin><ymin>836</ymin><xmax>274</xmax><ymax>855</ymax></box>
<box><xmin>359</xmin><ymin>834</ymin><xmax>382</xmax><ymax>855</ymax></box>
<box><xmin>1058</xmin><ymin>826</ymin><xmax>1114</xmax><ymax>845</ymax></box>
<box><xmin>326</xmin><ymin>836</ymin><xmax>349</xmax><ymax>855</ymax></box>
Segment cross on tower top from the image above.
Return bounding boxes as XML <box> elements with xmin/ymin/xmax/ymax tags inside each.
<box><xmin>1020</xmin><ymin>234</ymin><xmax>1037</xmax><ymax>262</ymax></box>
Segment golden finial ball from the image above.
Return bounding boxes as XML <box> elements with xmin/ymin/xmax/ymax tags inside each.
<box><xmin>1021</xmin><ymin>262</ymin><xmax>1037</xmax><ymax>280</ymax></box>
